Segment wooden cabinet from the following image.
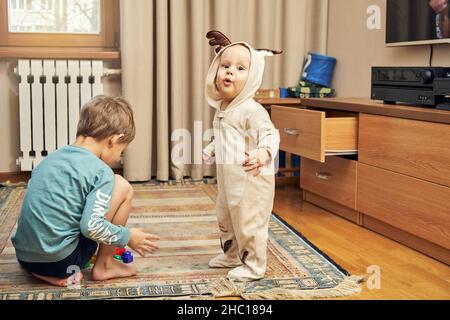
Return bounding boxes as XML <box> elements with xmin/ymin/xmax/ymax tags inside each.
<box><xmin>301</xmin><ymin>156</ymin><xmax>357</xmax><ymax>210</ymax></box>
<box><xmin>359</xmin><ymin>114</ymin><xmax>450</xmax><ymax>187</ymax></box>
<box><xmin>357</xmin><ymin>114</ymin><xmax>450</xmax><ymax>264</ymax></box>
<box><xmin>357</xmin><ymin>163</ymin><xmax>450</xmax><ymax>249</ymax></box>
<box><xmin>271</xmin><ymin>106</ymin><xmax>358</xmax><ymax>162</ymax></box>
<box><xmin>289</xmin><ymin>98</ymin><xmax>450</xmax><ymax>265</ymax></box>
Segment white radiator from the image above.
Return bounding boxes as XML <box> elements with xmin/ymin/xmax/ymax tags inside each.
<box><xmin>16</xmin><ymin>59</ymin><xmax>104</xmax><ymax>171</ymax></box>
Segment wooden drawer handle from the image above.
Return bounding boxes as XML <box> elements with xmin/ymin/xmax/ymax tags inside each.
<box><xmin>284</xmin><ymin>128</ymin><xmax>300</xmax><ymax>135</ymax></box>
<box><xmin>316</xmin><ymin>172</ymin><xmax>332</xmax><ymax>180</ymax></box>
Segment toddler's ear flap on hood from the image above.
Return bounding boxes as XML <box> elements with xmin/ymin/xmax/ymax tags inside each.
<box><xmin>255</xmin><ymin>48</ymin><xmax>283</xmax><ymax>56</ymax></box>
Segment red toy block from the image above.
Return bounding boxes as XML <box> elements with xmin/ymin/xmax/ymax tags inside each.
<box><xmin>114</xmin><ymin>248</ymin><xmax>126</xmax><ymax>256</ymax></box>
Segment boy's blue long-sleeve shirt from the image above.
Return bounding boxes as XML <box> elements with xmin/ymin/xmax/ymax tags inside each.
<box><xmin>12</xmin><ymin>145</ymin><xmax>131</xmax><ymax>263</ymax></box>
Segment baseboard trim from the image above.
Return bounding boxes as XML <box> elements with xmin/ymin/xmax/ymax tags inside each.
<box><xmin>363</xmin><ymin>215</ymin><xmax>450</xmax><ymax>265</ymax></box>
<box><xmin>275</xmin><ymin>176</ymin><xmax>300</xmax><ymax>187</ymax></box>
<box><xmin>1</xmin><ymin>169</ymin><xmax>124</xmax><ymax>183</ymax></box>
<box><xmin>0</xmin><ymin>172</ymin><xmax>31</xmax><ymax>183</ymax></box>
<box><xmin>303</xmin><ymin>190</ymin><xmax>362</xmax><ymax>225</ymax></box>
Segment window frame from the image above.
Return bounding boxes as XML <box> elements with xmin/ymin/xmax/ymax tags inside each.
<box><xmin>0</xmin><ymin>0</ymin><xmax>119</xmax><ymax>48</ymax></box>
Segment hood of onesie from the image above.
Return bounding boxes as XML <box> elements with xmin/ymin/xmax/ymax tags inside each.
<box><xmin>205</xmin><ymin>42</ymin><xmax>273</xmax><ymax>111</ymax></box>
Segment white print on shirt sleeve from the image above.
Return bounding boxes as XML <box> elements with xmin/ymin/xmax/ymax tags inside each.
<box><xmin>87</xmin><ymin>189</ymin><xmax>119</xmax><ymax>245</ymax></box>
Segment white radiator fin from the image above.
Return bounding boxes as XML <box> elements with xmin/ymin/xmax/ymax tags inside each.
<box><xmin>17</xmin><ymin>59</ymin><xmax>104</xmax><ymax>171</ymax></box>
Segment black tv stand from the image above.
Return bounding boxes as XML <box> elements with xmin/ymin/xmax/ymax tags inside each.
<box><xmin>436</xmin><ymin>103</ymin><xmax>450</xmax><ymax>111</ymax></box>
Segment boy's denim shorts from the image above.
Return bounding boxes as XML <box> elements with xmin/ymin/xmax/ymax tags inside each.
<box><xmin>18</xmin><ymin>235</ymin><xmax>98</xmax><ymax>279</ymax></box>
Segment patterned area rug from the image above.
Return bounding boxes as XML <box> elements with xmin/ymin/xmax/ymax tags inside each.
<box><xmin>0</xmin><ymin>184</ymin><xmax>362</xmax><ymax>300</ymax></box>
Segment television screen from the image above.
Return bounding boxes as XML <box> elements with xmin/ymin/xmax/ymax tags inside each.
<box><xmin>386</xmin><ymin>0</ymin><xmax>450</xmax><ymax>45</ymax></box>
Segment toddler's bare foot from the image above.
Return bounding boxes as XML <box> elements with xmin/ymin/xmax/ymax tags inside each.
<box><xmin>91</xmin><ymin>258</ymin><xmax>137</xmax><ymax>281</ymax></box>
<box><xmin>209</xmin><ymin>254</ymin><xmax>243</xmax><ymax>268</ymax></box>
<box><xmin>32</xmin><ymin>272</ymin><xmax>84</xmax><ymax>287</ymax></box>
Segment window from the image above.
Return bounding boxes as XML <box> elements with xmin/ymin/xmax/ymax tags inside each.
<box><xmin>8</xmin><ymin>0</ymin><xmax>100</xmax><ymax>34</ymax></box>
<box><xmin>0</xmin><ymin>0</ymin><xmax>119</xmax><ymax>48</ymax></box>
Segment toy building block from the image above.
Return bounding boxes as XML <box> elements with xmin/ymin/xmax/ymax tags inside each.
<box><xmin>114</xmin><ymin>254</ymin><xmax>123</xmax><ymax>261</ymax></box>
<box><xmin>85</xmin><ymin>261</ymin><xmax>91</xmax><ymax>269</ymax></box>
<box><xmin>114</xmin><ymin>248</ymin><xmax>126</xmax><ymax>256</ymax></box>
<box><xmin>121</xmin><ymin>251</ymin><xmax>134</xmax><ymax>264</ymax></box>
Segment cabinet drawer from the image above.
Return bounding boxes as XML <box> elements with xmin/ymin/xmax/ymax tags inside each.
<box><xmin>301</xmin><ymin>156</ymin><xmax>357</xmax><ymax>209</ymax></box>
<box><xmin>271</xmin><ymin>106</ymin><xmax>358</xmax><ymax>162</ymax></box>
<box><xmin>357</xmin><ymin>163</ymin><xmax>450</xmax><ymax>249</ymax></box>
<box><xmin>359</xmin><ymin>113</ymin><xmax>450</xmax><ymax>187</ymax></box>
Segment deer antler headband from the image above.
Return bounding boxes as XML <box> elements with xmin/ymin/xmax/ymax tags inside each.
<box><xmin>206</xmin><ymin>30</ymin><xmax>283</xmax><ymax>55</ymax></box>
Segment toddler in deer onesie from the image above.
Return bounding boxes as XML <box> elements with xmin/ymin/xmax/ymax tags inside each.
<box><xmin>203</xmin><ymin>31</ymin><xmax>281</xmax><ymax>282</ymax></box>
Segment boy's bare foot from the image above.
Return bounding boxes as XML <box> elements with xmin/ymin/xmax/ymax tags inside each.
<box><xmin>91</xmin><ymin>258</ymin><xmax>137</xmax><ymax>281</ymax></box>
<box><xmin>32</xmin><ymin>271</ymin><xmax>84</xmax><ymax>287</ymax></box>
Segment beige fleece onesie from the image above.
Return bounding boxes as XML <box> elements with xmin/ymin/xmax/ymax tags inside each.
<box><xmin>203</xmin><ymin>42</ymin><xmax>280</xmax><ymax>281</ymax></box>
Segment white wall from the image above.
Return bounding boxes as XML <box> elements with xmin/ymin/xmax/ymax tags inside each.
<box><xmin>0</xmin><ymin>61</ymin><xmax>20</xmax><ymax>172</ymax></box>
<box><xmin>327</xmin><ymin>0</ymin><xmax>450</xmax><ymax>97</ymax></box>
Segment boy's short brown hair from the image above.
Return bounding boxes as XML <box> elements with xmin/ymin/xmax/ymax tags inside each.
<box><xmin>77</xmin><ymin>95</ymin><xmax>136</xmax><ymax>144</ymax></box>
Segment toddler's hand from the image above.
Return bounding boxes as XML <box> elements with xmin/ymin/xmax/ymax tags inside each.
<box><xmin>128</xmin><ymin>228</ymin><xmax>160</xmax><ymax>257</ymax></box>
<box><xmin>243</xmin><ymin>148</ymin><xmax>271</xmax><ymax>176</ymax></box>
<box><xmin>429</xmin><ymin>0</ymin><xmax>449</xmax><ymax>13</ymax></box>
<box><xmin>203</xmin><ymin>151</ymin><xmax>216</xmax><ymax>165</ymax></box>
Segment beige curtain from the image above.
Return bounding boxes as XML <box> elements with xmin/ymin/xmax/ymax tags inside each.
<box><xmin>120</xmin><ymin>0</ymin><xmax>328</xmax><ymax>182</ymax></box>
